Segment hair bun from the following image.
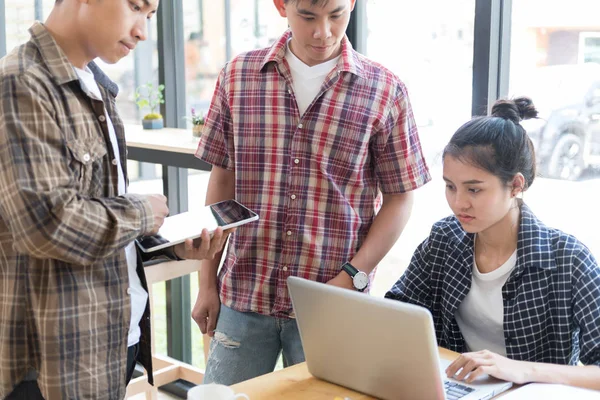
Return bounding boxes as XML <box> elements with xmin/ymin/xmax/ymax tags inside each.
<box><xmin>491</xmin><ymin>97</ymin><xmax>538</xmax><ymax>124</ymax></box>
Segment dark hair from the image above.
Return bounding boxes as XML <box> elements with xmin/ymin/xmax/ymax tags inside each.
<box><xmin>443</xmin><ymin>97</ymin><xmax>539</xmax><ymax>190</ymax></box>
<box><xmin>284</xmin><ymin>0</ymin><xmax>331</xmax><ymax>5</ymax></box>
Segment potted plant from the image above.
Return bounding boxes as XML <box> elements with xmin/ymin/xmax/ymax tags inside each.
<box><xmin>185</xmin><ymin>108</ymin><xmax>206</xmax><ymax>138</ymax></box>
<box><xmin>135</xmin><ymin>82</ymin><xmax>165</xmax><ymax>129</ymax></box>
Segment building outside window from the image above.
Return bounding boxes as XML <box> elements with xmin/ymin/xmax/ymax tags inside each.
<box><xmin>508</xmin><ymin>0</ymin><xmax>600</xmax><ymax>262</ymax></box>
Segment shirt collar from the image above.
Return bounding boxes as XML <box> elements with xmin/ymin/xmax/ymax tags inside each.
<box><xmin>446</xmin><ymin>203</ymin><xmax>557</xmax><ymax>271</ymax></box>
<box><xmin>88</xmin><ymin>61</ymin><xmax>119</xmax><ymax>98</ymax></box>
<box><xmin>261</xmin><ymin>30</ymin><xmax>364</xmax><ymax>78</ymax></box>
<box><xmin>29</xmin><ymin>22</ymin><xmax>78</xmax><ymax>86</ymax></box>
<box><xmin>516</xmin><ymin>203</ymin><xmax>557</xmax><ymax>270</ymax></box>
<box><xmin>28</xmin><ymin>22</ymin><xmax>119</xmax><ymax>98</ymax></box>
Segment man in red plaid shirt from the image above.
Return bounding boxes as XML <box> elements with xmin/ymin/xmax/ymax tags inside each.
<box><xmin>193</xmin><ymin>0</ymin><xmax>431</xmax><ymax>385</ymax></box>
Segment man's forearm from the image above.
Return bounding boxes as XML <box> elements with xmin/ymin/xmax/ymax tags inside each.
<box><xmin>199</xmin><ymin>254</ymin><xmax>222</xmax><ymax>290</ymax></box>
<box><xmin>198</xmin><ymin>165</ymin><xmax>235</xmax><ymax>290</ymax></box>
<box><xmin>8</xmin><ymin>191</ymin><xmax>153</xmax><ymax>266</ymax></box>
<box><xmin>351</xmin><ymin>192</ymin><xmax>414</xmax><ymax>273</ymax></box>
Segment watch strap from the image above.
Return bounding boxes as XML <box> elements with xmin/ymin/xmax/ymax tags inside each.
<box><xmin>342</xmin><ymin>262</ymin><xmax>359</xmax><ymax>277</ymax></box>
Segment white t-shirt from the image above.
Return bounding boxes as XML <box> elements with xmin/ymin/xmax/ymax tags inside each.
<box><xmin>285</xmin><ymin>40</ymin><xmax>340</xmax><ymax>116</ymax></box>
<box><xmin>455</xmin><ymin>244</ymin><xmax>517</xmax><ymax>356</ymax></box>
<box><xmin>74</xmin><ymin>66</ymin><xmax>148</xmax><ymax>347</ymax></box>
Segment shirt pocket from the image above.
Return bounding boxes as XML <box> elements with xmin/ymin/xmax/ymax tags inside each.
<box><xmin>315</xmin><ymin>126</ymin><xmax>372</xmax><ymax>184</ymax></box>
<box><xmin>67</xmin><ymin>139</ymin><xmax>108</xmax><ymax>197</ymax></box>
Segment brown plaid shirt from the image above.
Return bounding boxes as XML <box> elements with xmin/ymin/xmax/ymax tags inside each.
<box><xmin>0</xmin><ymin>23</ymin><xmax>156</xmax><ymax>399</ymax></box>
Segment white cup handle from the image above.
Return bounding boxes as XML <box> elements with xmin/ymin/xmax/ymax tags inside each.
<box><xmin>233</xmin><ymin>394</ymin><xmax>249</xmax><ymax>400</ymax></box>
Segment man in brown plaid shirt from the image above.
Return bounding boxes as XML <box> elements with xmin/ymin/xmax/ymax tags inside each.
<box><xmin>0</xmin><ymin>1</ymin><xmax>228</xmax><ymax>399</ymax></box>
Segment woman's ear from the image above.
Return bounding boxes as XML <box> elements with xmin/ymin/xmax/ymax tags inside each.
<box><xmin>511</xmin><ymin>173</ymin><xmax>526</xmax><ymax>197</ymax></box>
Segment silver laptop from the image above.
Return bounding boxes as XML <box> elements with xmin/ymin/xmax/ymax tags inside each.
<box><xmin>287</xmin><ymin>276</ymin><xmax>513</xmax><ymax>400</ymax></box>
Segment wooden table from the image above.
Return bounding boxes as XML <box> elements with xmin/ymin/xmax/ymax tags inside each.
<box><xmin>231</xmin><ymin>348</ymin><xmax>517</xmax><ymax>399</ymax></box>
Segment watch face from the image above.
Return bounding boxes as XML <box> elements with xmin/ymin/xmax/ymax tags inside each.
<box><xmin>353</xmin><ymin>271</ymin><xmax>369</xmax><ymax>290</ymax></box>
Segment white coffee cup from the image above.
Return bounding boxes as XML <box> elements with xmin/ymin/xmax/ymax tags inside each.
<box><xmin>187</xmin><ymin>384</ymin><xmax>249</xmax><ymax>400</ymax></box>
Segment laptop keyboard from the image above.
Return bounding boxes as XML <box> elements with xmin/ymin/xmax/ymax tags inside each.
<box><xmin>444</xmin><ymin>381</ymin><xmax>475</xmax><ymax>400</ymax></box>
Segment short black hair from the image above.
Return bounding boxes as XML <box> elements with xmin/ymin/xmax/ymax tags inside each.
<box><xmin>443</xmin><ymin>97</ymin><xmax>539</xmax><ymax>190</ymax></box>
<box><xmin>284</xmin><ymin>0</ymin><xmax>331</xmax><ymax>6</ymax></box>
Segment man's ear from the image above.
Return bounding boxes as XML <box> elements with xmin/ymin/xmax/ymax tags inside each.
<box><xmin>273</xmin><ymin>0</ymin><xmax>288</xmax><ymax>17</ymax></box>
<box><xmin>349</xmin><ymin>0</ymin><xmax>357</xmax><ymax>12</ymax></box>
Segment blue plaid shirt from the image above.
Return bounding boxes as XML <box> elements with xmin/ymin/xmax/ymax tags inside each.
<box><xmin>386</xmin><ymin>203</ymin><xmax>600</xmax><ymax>366</ymax></box>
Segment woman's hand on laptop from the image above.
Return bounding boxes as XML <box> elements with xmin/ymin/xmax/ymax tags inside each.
<box><xmin>326</xmin><ymin>272</ymin><xmax>355</xmax><ymax>290</ymax></box>
<box><xmin>174</xmin><ymin>227</ymin><xmax>234</xmax><ymax>260</ymax></box>
<box><xmin>445</xmin><ymin>349</ymin><xmax>532</xmax><ymax>384</ymax></box>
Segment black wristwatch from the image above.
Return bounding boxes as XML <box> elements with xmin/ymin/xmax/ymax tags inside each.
<box><xmin>341</xmin><ymin>262</ymin><xmax>369</xmax><ymax>291</ymax></box>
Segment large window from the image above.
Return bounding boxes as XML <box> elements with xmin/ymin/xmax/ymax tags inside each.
<box><xmin>181</xmin><ymin>1</ymin><xmax>288</xmax><ymax>228</ymax></box>
<box><xmin>508</xmin><ymin>0</ymin><xmax>600</xmax><ymax>257</ymax></box>
<box><xmin>3</xmin><ymin>1</ymin><xmax>44</xmax><ymax>52</ymax></box>
<box><xmin>5</xmin><ymin>0</ymin><xmax>598</xmax><ymax>375</ymax></box>
<box><xmin>364</xmin><ymin>0</ymin><xmax>476</xmax><ymax>295</ymax></box>
<box><xmin>180</xmin><ymin>0</ymin><xmax>288</xmax><ymax>369</ymax></box>
<box><xmin>181</xmin><ymin>0</ymin><xmax>288</xmax><ymax>123</ymax></box>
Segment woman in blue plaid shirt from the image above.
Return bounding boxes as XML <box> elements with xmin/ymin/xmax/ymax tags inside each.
<box><xmin>386</xmin><ymin>97</ymin><xmax>600</xmax><ymax>391</ymax></box>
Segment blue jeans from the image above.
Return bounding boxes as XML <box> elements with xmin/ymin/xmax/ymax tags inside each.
<box><xmin>203</xmin><ymin>305</ymin><xmax>305</xmax><ymax>385</ymax></box>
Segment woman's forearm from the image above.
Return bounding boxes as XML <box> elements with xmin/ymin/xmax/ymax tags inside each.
<box><xmin>526</xmin><ymin>362</ymin><xmax>600</xmax><ymax>391</ymax></box>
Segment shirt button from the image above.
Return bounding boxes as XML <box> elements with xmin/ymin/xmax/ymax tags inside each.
<box><xmin>283</xmin><ymin>266</ymin><xmax>288</xmax><ymax>271</ymax></box>
<box><xmin>297</xmin><ymin>123</ymin><xmax>303</xmax><ymax>129</ymax></box>
<box><xmin>83</xmin><ymin>153</ymin><xmax>91</xmax><ymax>162</ymax></box>
<box><xmin>126</xmin><ymin>288</ymin><xmax>132</xmax><ymax>295</ymax></box>
<box><xmin>294</xmin><ymin>158</ymin><xmax>300</xmax><ymax>164</ymax></box>
<box><xmin>291</xmin><ymin>194</ymin><xmax>296</xmax><ymax>200</ymax></box>
<box><xmin>288</xmin><ymin>89</ymin><xmax>292</xmax><ymax>95</ymax></box>
<box><xmin>99</xmin><ymin>115</ymin><xmax>106</xmax><ymax>122</ymax></box>
<box><xmin>112</xmin><ymin>159</ymin><xmax>118</xmax><ymax>165</ymax></box>
<box><xmin>286</xmin><ymin>230</ymin><xmax>292</xmax><ymax>236</ymax></box>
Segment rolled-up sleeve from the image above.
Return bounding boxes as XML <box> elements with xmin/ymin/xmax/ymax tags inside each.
<box><xmin>195</xmin><ymin>68</ymin><xmax>235</xmax><ymax>170</ymax></box>
<box><xmin>373</xmin><ymin>84</ymin><xmax>431</xmax><ymax>194</ymax></box>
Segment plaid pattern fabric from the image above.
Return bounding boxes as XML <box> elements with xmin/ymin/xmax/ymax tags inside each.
<box><xmin>386</xmin><ymin>203</ymin><xmax>600</xmax><ymax>366</ymax></box>
<box><xmin>196</xmin><ymin>31</ymin><xmax>430</xmax><ymax>317</ymax></box>
<box><xmin>0</xmin><ymin>23</ymin><xmax>155</xmax><ymax>399</ymax></box>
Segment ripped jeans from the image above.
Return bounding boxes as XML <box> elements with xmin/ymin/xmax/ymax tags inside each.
<box><xmin>202</xmin><ymin>304</ymin><xmax>305</xmax><ymax>385</ymax></box>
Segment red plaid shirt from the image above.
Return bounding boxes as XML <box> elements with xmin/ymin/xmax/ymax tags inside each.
<box><xmin>196</xmin><ymin>31</ymin><xmax>430</xmax><ymax>317</ymax></box>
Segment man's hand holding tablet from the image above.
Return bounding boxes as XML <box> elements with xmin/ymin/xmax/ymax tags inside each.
<box><xmin>173</xmin><ymin>226</ymin><xmax>234</xmax><ymax>260</ymax></box>
<box><xmin>135</xmin><ymin>199</ymin><xmax>258</xmax><ymax>260</ymax></box>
